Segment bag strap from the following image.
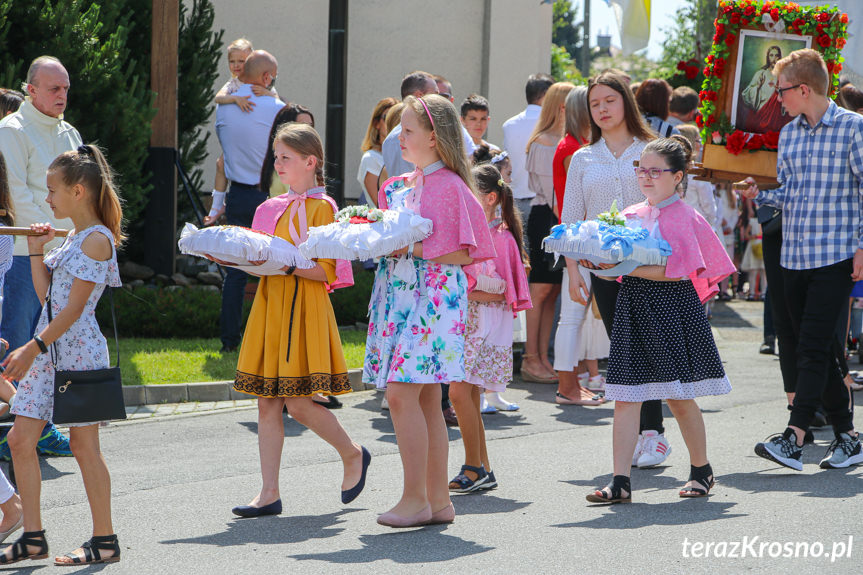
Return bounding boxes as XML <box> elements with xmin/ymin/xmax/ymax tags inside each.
<box><xmin>47</xmin><ymin>271</ymin><xmax>120</xmax><ymax>368</ymax></box>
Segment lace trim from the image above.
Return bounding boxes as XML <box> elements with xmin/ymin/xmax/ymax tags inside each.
<box><xmin>234</xmin><ymin>371</ymin><xmax>352</xmax><ymax>398</ymax></box>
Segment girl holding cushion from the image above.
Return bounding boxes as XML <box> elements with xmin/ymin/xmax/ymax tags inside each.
<box><xmin>227</xmin><ymin>124</ymin><xmax>370</xmax><ymax>519</ymax></box>
<box><xmin>580</xmin><ymin>136</ymin><xmax>735</xmax><ymax>505</ymax></box>
<box><xmin>365</xmin><ymin>94</ymin><xmax>495</xmax><ymax>527</ymax></box>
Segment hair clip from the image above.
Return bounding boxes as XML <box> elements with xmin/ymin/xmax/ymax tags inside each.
<box><xmin>497</xmin><ymin>179</ymin><xmax>505</xmax><ymax>187</ymax></box>
<box><xmin>490</xmin><ymin>151</ymin><xmax>509</xmax><ymax>164</ymax></box>
<box><xmin>77</xmin><ymin>144</ymin><xmax>92</xmax><ymax>156</ymax></box>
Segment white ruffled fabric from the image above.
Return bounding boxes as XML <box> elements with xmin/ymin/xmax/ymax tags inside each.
<box><xmin>542</xmin><ymin>220</ymin><xmax>668</xmax><ymax>271</ymax></box>
<box><xmin>474</xmin><ymin>274</ymin><xmax>507</xmax><ymax>294</ymax></box>
<box><xmin>299</xmin><ymin>208</ymin><xmax>433</xmax><ymax>261</ymax></box>
<box><xmin>178</xmin><ymin>224</ymin><xmax>315</xmax><ymax>276</ymax></box>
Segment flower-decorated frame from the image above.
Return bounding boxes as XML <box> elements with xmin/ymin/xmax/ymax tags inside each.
<box><xmin>696</xmin><ymin>1</ymin><xmax>849</xmax><ymax>184</ymax></box>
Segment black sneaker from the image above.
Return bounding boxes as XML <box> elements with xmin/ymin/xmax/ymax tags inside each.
<box><xmin>755</xmin><ymin>428</ymin><xmax>803</xmax><ymax>471</ymax></box>
<box><xmin>819</xmin><ymin>432</ymin><xmax>863</xmax><ymax>469</ymax></box>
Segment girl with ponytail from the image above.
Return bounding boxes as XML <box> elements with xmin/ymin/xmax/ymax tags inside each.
<box><xmin>0</xmin><ymin>144</ymin><xmax>123</xmax><ymax>565</ymax></box>
<box><xmin>448</xmin><ymin>164</ymin><xmax>531</xmax><ymax>493</ymax></box>
<box><xmin>225</xmin><ymin>123</ymin><xmax>369</xmax><ymax>520</ymax></box>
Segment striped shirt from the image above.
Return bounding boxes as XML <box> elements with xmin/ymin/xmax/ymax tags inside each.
<box><xmin>756</xmin><ymin>101</ymin><xmax>863</xmax><ymax>270</ymax></box>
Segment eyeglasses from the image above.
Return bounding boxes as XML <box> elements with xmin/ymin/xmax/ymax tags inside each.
<box><xmin>776</xmin><ymin>83</ymin><xmax>802</xmax><ymax>98</ymax></box>
<box><xmin>634</xmin><ymin>167</ymin><xmax>675</xmax><ymax>179</ymax></box>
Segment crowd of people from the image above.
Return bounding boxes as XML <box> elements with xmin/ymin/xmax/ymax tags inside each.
<box><xmin>0</xmin><ymin>34</ymin><xmax>858</xmax><ymax>564</ymax></box>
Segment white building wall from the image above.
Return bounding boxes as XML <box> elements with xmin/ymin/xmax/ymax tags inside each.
<box><xmin>202</xmin><ymin>1</ymin><xmax>551</xmax><ymax>201</ymax></box>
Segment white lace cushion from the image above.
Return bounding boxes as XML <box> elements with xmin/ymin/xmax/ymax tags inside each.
<box><xmin>177</xmin><ymin>224</ymin><xmax>315</xmax><ymax>271</ymax></box>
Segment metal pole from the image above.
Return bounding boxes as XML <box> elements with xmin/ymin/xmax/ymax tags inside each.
<box><xmin>581</xmin><ymin>0</ymin><xmax>591</xmax><ymax>77</ymax></box>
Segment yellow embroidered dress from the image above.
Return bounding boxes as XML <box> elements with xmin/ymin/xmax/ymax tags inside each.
<box><xmin>234</xmin><ymin>196</ymin><xmax>351</xmax><ymax>397</ymax></box>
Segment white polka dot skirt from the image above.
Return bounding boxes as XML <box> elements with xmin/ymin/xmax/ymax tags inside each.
<box><xmin>605</xmin><ymin>277</ymin><xmax>732</xmax><ymax>402</ymax></box>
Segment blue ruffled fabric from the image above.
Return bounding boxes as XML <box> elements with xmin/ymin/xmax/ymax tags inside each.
<box><xmin>542</xmin><ymin>221</ymin><xmax>672</xmax><ymax>270</ymax></box>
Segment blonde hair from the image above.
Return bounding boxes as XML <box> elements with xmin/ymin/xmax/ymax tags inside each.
<box><xmin>384</xmin><ymin>102</ymin><xmax>405</xmax><ymax>135</ymax></box>
<box><xmin>273</xmin><ymin>123</ymin><xmax>326</xmax><ymax>186</ymax></box>
<box><xmin>403</xmin><ymin>94</ymin><xmax>476</xmax><ymax>193</ymax></box>
<box><xmin>49</xmin><ymin>145</ymin><xmax>125</xmax><ymax>246</ymax></box>
<box><xmin>227</xmin><ymin>38</ymin><xmax>253</xmax><ymax>55</ymax></box>
<box><xmin>361</xmin><ymin>97</ymin><xmax>398</xmax><ymax>152</ymax></box>
<box><xmin>676</xmin><ymin>124</ymin><xmax>701</xmax><ymax>152</ymax></box>
<box><xmin>773</xmin><ymin>48</ymin><xmax>829</xmax><ymax>97</ymax></box>
<box><xmin>526</xmin><ymin>82</ymin><xmax>575</xmax><ymax>152</ymax></box>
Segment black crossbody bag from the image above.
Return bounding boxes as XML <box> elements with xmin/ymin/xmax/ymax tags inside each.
<box><xmin>49</xmin><ymin>274</ymin><xmax>126</xmax><ymax>425</ymax></box>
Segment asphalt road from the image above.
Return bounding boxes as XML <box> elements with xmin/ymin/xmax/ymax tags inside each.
<box><xmin>6</xmin><ymin>300</ymin><xmax>862</xmax><ymax>575</ymax></box>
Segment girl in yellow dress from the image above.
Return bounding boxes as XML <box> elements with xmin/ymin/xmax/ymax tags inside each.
<box><xmin>225</xmin><ymin>124</ymin><xmax>370</xmax><ymax>517</ymax></box>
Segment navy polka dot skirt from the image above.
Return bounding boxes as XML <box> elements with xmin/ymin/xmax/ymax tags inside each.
<box><xmin>605</xmin><ymin>276</ymin><xmax>731</xmax><ymax>402</ymax></box>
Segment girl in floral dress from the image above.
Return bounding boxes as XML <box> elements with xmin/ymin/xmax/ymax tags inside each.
<box><xmin>1</xmin><ymin>145</ymin><xmax>123</xmax><ymax>565</ymax></box>
<box><xmin>365</xmin><ymin>95</ymin><xmax>495</xmax><ymax>527</ymax></box>
<box><xmin>448</xmin><ymin>164</ymin><xmax>531</xmax><ymax>493</ymax></box>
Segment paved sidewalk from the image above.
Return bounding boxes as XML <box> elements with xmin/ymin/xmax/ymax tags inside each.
<box><xmin>124</xmin><ymin>398</ymin><xmax>257</xmax><ymax>420</ymax></box>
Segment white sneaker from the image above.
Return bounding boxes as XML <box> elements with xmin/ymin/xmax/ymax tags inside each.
<box><xmin>380</xmin><ymin>396</ymin><xmax>389</xmax><ymax>411</ymax></box>
<box><xmin>632</xmin><ymin>433</ymin><xmax>645</xmax><ymax>467</ymax></box>
<box><xmin>637</xmin><ymin>430</ymin><xmax>672</xmax><ymax>468</ymax></box>
<box><xmin>486</xmin><ymin>392</ymin><xmax>519</xmax><ymax>412</ymax></box>
<box><xmin>480</xmin><ymin>395</ymin><xmax>497</xmax><ymax>414</ymax></box>
<box><xmin>586</xmin><ymin>375</ymin><xmax>606</xmax><ymax>391</ymax></box>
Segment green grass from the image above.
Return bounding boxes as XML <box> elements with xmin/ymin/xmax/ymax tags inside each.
<box><xmin>117</xmin><ymin>329</ymin><xmax>367</xmax><ymax>386</ymax></box>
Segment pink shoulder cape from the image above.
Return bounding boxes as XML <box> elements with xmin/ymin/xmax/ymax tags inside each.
<box><xmin>624</xmin><ymin>199</ymin><xmax>734</xmax><ymax>303</ymax></box>
<box><xmin>378</xmin><ymin>169</ymin><xmax>495</xmax><ymax>262</ymax></box>
<box><xmin>251</xmin><ymin>192</ymin><xmax>354</xmax><ymax>291</ymax></box>
<box><xmin>464</xmin><ymin>224</ymin><xmax>532</xmax><ymax>314</ymax></box>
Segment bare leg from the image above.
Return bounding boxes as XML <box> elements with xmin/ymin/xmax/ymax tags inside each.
<box><xmin>539</xmin><ymin>284</ymin><xmax>562</xmax><ymax>374</ymax></box>
<box><xmin>0</xmin><ymin>493</ymin><xmax>21</xmax><ymax>533</ymax></box>
<box><xmin>449</xmin><ymin>382</ymin><xmax>482</xmax><ymax>483</ymax></box>
<box><xmin>418</xmin><ymin>383</ymin><xmax>451</xmax><ymax>512</ymax></box>
<box><xmin>1</xmin><ymin>416</ymin><xmax>45</xmax><ymax>560</ymax></box>
<box><xmin>284</xmin><ymin>396</ymin><xmax>362</xmax><ymax>490</ymax></box>
<box><xmin>385</xmin><ymin>382</ymin><xmax>429</xmax><ymax>516</ymax></box>
<box><xmin>249</xmin><ymin>397</ymin><xmax>286</xmax><ymax>507</ymax></box>
<box><xmin>612</xmin><ymin>401</ymin><xmax>642</xmax><ymax>478</ymax></box>
<box><xmin>54</xmin><ymin>425</ymin><xmax>116</xmax><ymax>564</ymax></box>
<box><xmin>524</xmin><ymin>283</ymin><xmax>556</xmax><ymax>379</ymax></box>
<box><xmin>666</xmin><ymin>399</ymin><xmax>709</xmax><ymax>491</ymax></box>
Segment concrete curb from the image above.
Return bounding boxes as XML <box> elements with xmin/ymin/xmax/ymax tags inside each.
<box><xmin>122</xmin><ymin>368</ymin><xmax>370</xmax><ymax>406</ymax></box>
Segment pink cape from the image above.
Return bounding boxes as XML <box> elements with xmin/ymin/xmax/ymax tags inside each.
<box><xmin>464</xmin><ymin>224</ymin><xmax>532</xmax><ymax>314</ymax></box>
<box><xmin>623</xmin><ymin>198</ymin><xmax>735</xmax><ymax>303</ymax></box>
<box><xmin>379</xmin><ymin>167</ymin><xmax>496</xmax><ymax>263</ymax></box>
<box><xmin>251</xmin><ymin>193</ymin><xmax>354</xmax><ymax>291</ymax></box>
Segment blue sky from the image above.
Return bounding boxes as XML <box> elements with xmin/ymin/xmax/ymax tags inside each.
<box><xmin>587</xmin><ymin>0</ymin><xmax>691</xmax><ymax>60</ymax></box>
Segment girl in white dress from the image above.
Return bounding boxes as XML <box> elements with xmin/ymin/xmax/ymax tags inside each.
<box><xmin>0</xmin><ymin>145</ymin><xmax>123</xmax><ymax>566</ymax></box>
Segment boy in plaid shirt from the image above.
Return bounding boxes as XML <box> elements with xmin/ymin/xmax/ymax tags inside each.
<box><xmin>741</xmin><ymin>49</ymin><xmax>863</xmax><ymax>471</ymax></box>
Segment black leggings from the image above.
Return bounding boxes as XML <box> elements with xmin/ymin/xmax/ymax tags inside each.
<box><xmin>592</xmin><ymin>275</ymin><xmax>665</xmax><ymax>434</ymax></box>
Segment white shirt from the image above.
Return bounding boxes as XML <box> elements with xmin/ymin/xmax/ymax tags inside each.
<box><xmin>561</xmin><ymin>138</ymin><xmax>647</xmax><ymax>224</ymax></box>
<box><xmin>356</xmin><ymin>149</ymin><xmax>384</xmax><ymax>206</ymax></box>
<box><xmin>683</xmin><ymin>176</ymin><xmax>718</xmax><ymax>228</ymax></box>
<box><xmin>215</xmin><ymin>84</ymin><xmax>285</xmax><ymax>186</ymax></box>
<box><xmin>382</xmin><ymin>123</ymin><xmax>478</xmax><ymax>179</ymax></box>
<box><xmin>502</xmin><ymin>104</ymin><xmax>542</xmax><ymax>200</ymax></box>
<box><xmin>0</xmin><ymin>100</ymin><xmax>81</xmax><ymax>255</ymax></box>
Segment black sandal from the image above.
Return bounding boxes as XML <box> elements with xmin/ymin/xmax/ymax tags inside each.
<box><xmin>54</xmin><ymin>534</ymin><xmax>120</xmax><ymax>566</ymax></box>
<box><xmin>0</xmin><ymin>529</ymin><xmax>48</xmax><ymax>564</ymax></box>
<box><xmin>679</xmin><ymin>463</ymin><xmax>715</xmax><ymax>498</ymax></box>
<box><xmin>586</xmin><ymin>475</ymin><xmax>631</xmax><ymax>504</ymax></box>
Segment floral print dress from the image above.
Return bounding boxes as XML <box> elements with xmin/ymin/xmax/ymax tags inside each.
<box><xmin>364</xmin><ymin>176</ymin><xmax>470</xmax><ymax>388</ymax></box>
<box><xmin>11</xmin><ymin>225</ymin><xmax>122</xmax><ymax>426</ymax></box>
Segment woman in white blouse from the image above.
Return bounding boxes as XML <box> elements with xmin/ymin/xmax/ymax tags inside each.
<box><xmin>357</xmin><ymin>97</ymin><xmax>397</xmax><ymax>207</ymax></box>
<box><xmin>561</xmin><ymin>71</ymin><xmax>674</xmax><ymax>469</ymax></box>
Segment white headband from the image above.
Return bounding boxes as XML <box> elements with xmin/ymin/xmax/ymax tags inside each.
<box><xmin>490</xmin><ymin>151</ymin><xmax>509</xmax><ymax>165</ymax></box>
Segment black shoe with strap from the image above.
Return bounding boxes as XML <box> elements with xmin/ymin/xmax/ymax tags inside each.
<box><xmin>54</xmin><ymin>534</ymin><xmax>120</xmax><ymax>566</ymax></box>
<box><xmin>0</xmin><ymin>529</ymin><xmax>48</xmax><ymax>564</ymax></box>
<box><xmin>586</xmin><ymin>475</ymin><xmax>631</xmax><ymax>504</ymax></box>
<box><xmin>679</xmin><ymin>463</ymin><xmax>715</xmax><ymax>498</ymax></box>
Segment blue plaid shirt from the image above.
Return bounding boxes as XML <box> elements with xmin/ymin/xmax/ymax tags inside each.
<box><xmin>756</xmin><ymin>101</ymin><xmax>863</xmax><ymax>270</ymax></box>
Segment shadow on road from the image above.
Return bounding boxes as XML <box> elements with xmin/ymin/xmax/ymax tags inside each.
<box><xmin>160</xmin><ymin>509</ymin><xmax>361</xmax><ymax>547</ymax></box>
<box><xmin>718</xmin><ymin>464</ymin><xmax>863</xmax><ymax>499</ymax></box>
<box><xmin>451</xmin><ymin>493</ymin><xmax>531</xmax><ymax>516</ymax></box>
<box><xmin>554</xmin><ymin>499</ymin><xmax>744</xmax><ymax>529</ymax></box>
<box><xmin>289</xmin><ymin>527</ymin><xmax>494</xmax><ymax>564</ymax></box>
<box><xmin>236</xmin><ymin>417</ymin><xmax>309</xmax><ymax>438</ymax></box>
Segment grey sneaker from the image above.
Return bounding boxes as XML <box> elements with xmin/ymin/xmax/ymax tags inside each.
<box><xmin>755</xmin><ymin>428</ymin><xmax>803</xmax><ymax>471</ymax></box>
<box><xmin>819</xmin><ymin>432</ymin><xmax>863</xmax><ymax>469</ymax></box>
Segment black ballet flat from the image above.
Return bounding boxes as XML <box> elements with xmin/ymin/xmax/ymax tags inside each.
<box><xmin>232</xmin><ymin>499</ymin><xmax>283</xmax><ymax>518</ymax></box>
<box><xmin>341</xmin><ymin>446</ymin><xmax>371</xmax><ymax>504</ymax></box>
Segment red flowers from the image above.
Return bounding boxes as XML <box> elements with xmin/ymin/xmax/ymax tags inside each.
<box><xmin>763</xmin><ymin>131</ymin><xmax>780</xmax><ymax>150</ymax></box>
<box><xmin>816</xmin><ymin>12</ymin><xmax>830</xmax><ymax>23</ymax></box>
<box><xmin>817</xmin><ymin>35</ymin><xmax>832</xmax><ymax>48</ymax></box>
<box><xmin>677</xmin><ymin>61</ymin><xmax>687</xmax><ymax>71</ymax></box>
<box><xmin>730</xmin><ymin>12</ymin><xmax>740</xmax><ymax>25</ymax></box>
<box><xmin>744</xmin><ymin>5</ymin><xmax>756</xmax><ymax>16</ymax></box>
<box><xmin>745</xmin><ymin>134</ymin><xmax>764</xmax><ymax>150</ymax></box>
<box><xmin>699</xmin><ymin>90</ymin><xmax>718</xmax><ymax>102</ymax></box>
<box><xmin>840</xmin><ymin>13</ymin><xmax>848</xmax><ymax>24</ymax></box>
<box><xmin>716</xmin><ymin>22</ymin><xmax>726</xmax><ymax>35</ymax></box>
<box><xmin>685</xmin><ymin>66</ymin><xmax>699</xmax><ymax>80</ymax></box>
<box><xmin>838</xmin><ymin>37</ymin><xmax>847</xmax><ymax>49</ymax></box>
<box><xmin>770</xmin><ymin>8</ymin><xmax>779</xmax><ymax>20</ymax></box>
<box><xmin>725</xmin><ymin>33</ymin><xmax>736</xmax><ymax>46</ymax></box>
<box><xmin>726</xmin><ymin>131</ymin><xmax>747</xmax><ymax>155</ymax></box>
<box><xmin>695</xmin><ymin>115</ymin><xmax>704</xmax><ymax>128</ymax></box>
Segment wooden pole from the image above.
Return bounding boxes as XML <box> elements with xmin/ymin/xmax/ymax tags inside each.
<box><xmin>145</xmin><ymin>0</ymin><xmax>179</xmax><ymax>276</ymax></box>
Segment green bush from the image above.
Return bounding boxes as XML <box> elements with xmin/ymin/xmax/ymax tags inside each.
<box><xmin>97</xmin><ymin>264</ymin><xmax>375</xmax><ymax>338</ymax></box>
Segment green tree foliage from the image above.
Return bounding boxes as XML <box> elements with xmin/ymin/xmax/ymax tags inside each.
<box><xmin>0</xmin><ymin>0</ymin><xmax>155</xmax><ymax>228</ymax></box>
<box><xmin>657</xmin><ymin>0</ymin><xmax>717</xmax><ymax>88</ymax></box>
<box><xmin>553</xmin><ymin>0</ymin><xmax>585</xmax><ymax>71</ymax></box>
<box><xmin>590</xmin><ymin>52</ymin><xmax>659</xmax><ymax>84</ymax></box>
<box><xmin>551</xmin><ymin>44</ymin><xmax>585</xmax><ymax>84</ymax></box>
<box><xmin>176</xmin><ymin>0</ymin><xmax>223</xmax><ymax>223</ymax></box>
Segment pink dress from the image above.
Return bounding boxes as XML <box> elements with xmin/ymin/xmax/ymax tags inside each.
<box><xmin>462</xmin><ymin>221</ymin><xmax>532</xmax><ymax>391</ymax></box>
<box><xmin>364</xmin><ymin>162</ymin><xmax>496</xmax><ymax>387</ymax></box>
